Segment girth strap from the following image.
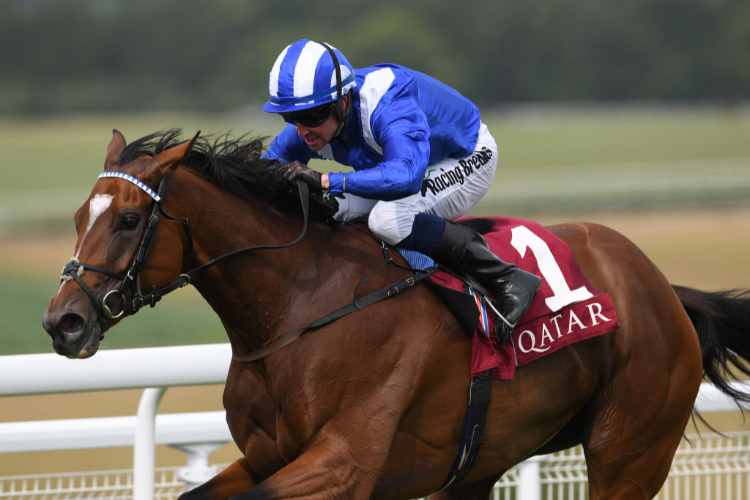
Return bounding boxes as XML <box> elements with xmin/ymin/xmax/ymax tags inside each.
<box><xmin>232</xmin><ymin>268</ymin><xmax>436</xmax><ymax>362</ymax></box>
<box><xmin>437</xmin><ymin>369</ymin><xmax>492</xmax><ymax>491</ymax></box>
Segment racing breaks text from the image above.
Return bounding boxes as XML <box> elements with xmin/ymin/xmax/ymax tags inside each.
<box><xmin>420</xmin><ymin>147</ymin><xmax>493</xmax><ymax>197</ymax></box>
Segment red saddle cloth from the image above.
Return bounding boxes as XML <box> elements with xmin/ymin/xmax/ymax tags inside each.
<box><xmin>429</xmin><ymin>217</ymin><xmax>619</xmax><ymax>380</ymax></box>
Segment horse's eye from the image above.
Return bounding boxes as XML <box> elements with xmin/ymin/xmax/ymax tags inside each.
<box><xmin>122</xmin><ymin>214</ymin><xmax>140</xmax><ymax>230</ymax></box>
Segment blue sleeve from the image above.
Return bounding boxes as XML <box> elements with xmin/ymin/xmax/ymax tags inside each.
<box><xmin>262</xmin><ymin>124</ymin><xmax>314</xmax><ymax>164</ymax></box>
<box><xmin>328</xmin><ymin>95</ymin><xmax>430</xmax><ymax>200</ymax></box>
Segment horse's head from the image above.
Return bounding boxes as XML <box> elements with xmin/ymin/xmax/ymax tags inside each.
<box><xmin>42</xmin><ymin>130</ymin><xmax>197</xmax><ymax>358</ymax></box>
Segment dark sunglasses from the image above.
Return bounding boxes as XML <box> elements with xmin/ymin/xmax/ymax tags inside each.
<box><xmin>281</xmin><ymin>103</ymin><xmax>334</xmax><ymax>128</ymax></box>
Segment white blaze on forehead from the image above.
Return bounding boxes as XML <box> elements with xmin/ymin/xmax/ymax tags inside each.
<box><xmin>73</xmin><ymin>194</ymin><xmax>114</xmax><ymax>260</ymax></box>
<box><xmin>58</xmin><ymin>193</ymin><xmax>114</xmax><ymax>295</ymax></box>
<box><xmin>87</xmin><ymin>194</ymin><xmax>114</xmax><ymax>232</ymax></box>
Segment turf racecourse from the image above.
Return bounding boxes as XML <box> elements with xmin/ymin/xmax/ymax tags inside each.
<box><xmin>1</xmin><ymin>109</ymin><xmax>749</xmax><ymax>477</ymax></box>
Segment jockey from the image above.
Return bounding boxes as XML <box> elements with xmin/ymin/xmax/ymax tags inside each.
<box><xmin>261</xmin><ymin>39</ymin><xmax>541</xmax><ymax>343</ymax></box>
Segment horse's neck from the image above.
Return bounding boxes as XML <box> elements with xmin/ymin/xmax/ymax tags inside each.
<box><xmin>165</xmin><ymin>170</ymin><xmax>305</xmax><ymax>350</ymax></box>
<box><xmin>169</xmin><ymin>169</ymin><xmax>356</xmax><ymax>354</ymax></box>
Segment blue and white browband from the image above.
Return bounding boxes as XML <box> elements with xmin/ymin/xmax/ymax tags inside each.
<box><xmin>98</xmin><ymin>172</ymin><xmax>161</xmax><ymax>202</ymax></box>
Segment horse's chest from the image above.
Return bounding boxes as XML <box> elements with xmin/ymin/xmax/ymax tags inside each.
<box><xmin>274</xmin><ymin>412</ymin><xmax>302</xmax><ymax>464</ymax></box>
<box><xmin>223</xmin><ymin>364</ymin><xmax>287</xmax><ymax>475</ymax></box>
<box><xmin>224</xmin><ymin>393</ymin><xmax>301</xmax><ymax>471</ymax></box>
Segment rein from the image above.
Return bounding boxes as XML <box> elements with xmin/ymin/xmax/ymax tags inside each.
<box><xmin>61</xmin><ymin>169</ymin><xmax>485</xmax><ymax>488</ymax></box>
<box><xmin>61</xmin><ymin>174</ymin><xmax>312</xmax><ymax>327</ymax></box>
<box><xmin>61</xmin><ymin>173</ymin><xmax>433</xmax><ymax>359</ymax></box>
<box><xmin>233</xmin><ymin>225</ymin><xmax>435</xmax><ymax>362</ymax></box>
<box><xmin>106</xmin><ymin>176</ymin><xmax>313</xmax><ymax>318</ymax></box>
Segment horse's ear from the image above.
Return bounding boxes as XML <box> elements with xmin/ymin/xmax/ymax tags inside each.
<box><xmin>150</xmin><ymin>131</ymin><xmax>201</xmax><ymax>175</ymax></box>
<box><xmin>104</xmin><ymin>129</ymin><xmax>126</xmax><ymax>172</ymax></box>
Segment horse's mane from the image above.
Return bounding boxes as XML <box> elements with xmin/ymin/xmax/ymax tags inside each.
<box><xmin>115</xmin><ymin>128</ymin><xmax>492</xmax><ymax>232</ymax></box>
<box><xmin>115</xmin><ymin>128</ymin><xmax>310</xmax><ymax>212</ymax></box>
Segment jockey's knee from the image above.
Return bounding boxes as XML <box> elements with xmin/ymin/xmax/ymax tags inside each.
<box><xmin>407</xmin><ymin>213</ymin><xmax>446</xmax><ymax>255</ymax></box>
<box><xmin>368</xmin><ymin>207</ymin><xmax>413</xmax><ymax>246</ymax></box>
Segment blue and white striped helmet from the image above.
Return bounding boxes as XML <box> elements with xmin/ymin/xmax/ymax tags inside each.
<box><xmin>262</xmin><ymin>39</ymin><xmax>356</xmax><ymax>114</ymax></box>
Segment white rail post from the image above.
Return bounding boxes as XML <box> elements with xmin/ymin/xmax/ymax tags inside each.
<box><xmin>517</xmin><ymin>455</ymin><xmax>543</xmax><ymax>500</ymax></box>
<box><xmin>172</xmin><ymin>443</ymin><xmax>225</xmax><ymax>490</ymax></box>
<box><xmin>134</xmin><ymin>387</ymin><xmax>167</xmax><ymax>500</ymax></box>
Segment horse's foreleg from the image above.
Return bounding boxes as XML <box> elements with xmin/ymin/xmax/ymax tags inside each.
<box><xmin>179</xmin><ymin>458</ymin><xmax>257</xmax><ymax>500</ymax></box>
<box><xmin>228</xmin><ymin>431</ymin><xmax>390</xmax><ymax>499</ymax></box>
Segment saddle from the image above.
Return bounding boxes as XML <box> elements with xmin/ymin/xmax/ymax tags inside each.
<box><xmin>397</xmin><ymin>216</ymin><xmax>619</xmax><ymax>380</ymax></box>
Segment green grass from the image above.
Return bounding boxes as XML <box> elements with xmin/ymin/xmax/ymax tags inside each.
<box><xmin>489</xmin><ymin>112</ymin><xmax>750</xmax><ymax>169</ymax></box>
<box><xmin>2</xmin><ymin>109</ymin><xmax>749</xmax><ymax>193</ymax></box>
<box><xmin>2</xmin><ymin>109</ymin><xmax>749</xmax><ymax>233</ymax></box>
<box><xmin>0</xmin><ymin>270</ymin><xmax>225</xmax><ymax>355</ymax></box>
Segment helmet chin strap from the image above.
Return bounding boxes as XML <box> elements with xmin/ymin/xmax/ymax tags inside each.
<box><xmin>315</xmin><ymin>41</ymin><xmax>351</xmax><ymax>143</ymax></box>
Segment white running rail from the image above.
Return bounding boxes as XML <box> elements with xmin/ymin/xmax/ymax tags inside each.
<box><xmin>0</xmin><ymin>344</ymin><xmax>232</xmax><ymax>500</ymax></box>
<box><xmin>1</xmin><ymin>344</ymin><xmax>748</xmax><ymax>500</ymax></box>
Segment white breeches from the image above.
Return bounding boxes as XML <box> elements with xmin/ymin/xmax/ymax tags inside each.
<box><xmin>334</xmin><ymin>123</ymin><xmax>498</xmax><ymax>245</ymax></box>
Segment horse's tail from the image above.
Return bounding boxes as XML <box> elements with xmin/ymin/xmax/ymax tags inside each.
<box><xmin>673</xmin><ymin>285</ymin><xmax>750</xmax><ymax>405</ymax></box>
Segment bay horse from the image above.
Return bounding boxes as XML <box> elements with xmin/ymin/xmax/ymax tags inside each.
<box><xmin>43</xmin><ymin>129</ymin><xmax>750</xmax><ymax>500</ymax></box>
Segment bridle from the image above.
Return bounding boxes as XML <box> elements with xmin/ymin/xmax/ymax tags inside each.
<box><xmin>60</xmin><ymin>171</ymin><xmax>433</xmax><ymax>356</ymax></box>
<box><xmin>60</xmin><ymin>172</ymin><xmax>312</xmax><ymax>334</ymax></box>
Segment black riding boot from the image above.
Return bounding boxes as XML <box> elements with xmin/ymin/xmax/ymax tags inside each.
<box><xmin>431</xmin><ymin>220</ymin><xmax>542</xmax><ymax>343</ymax></box>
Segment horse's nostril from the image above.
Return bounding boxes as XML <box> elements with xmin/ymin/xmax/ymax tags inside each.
<box><xmin>59</xmin><ymin>313</ymin><xmax>85</xmax><ymax>335</ymax></box>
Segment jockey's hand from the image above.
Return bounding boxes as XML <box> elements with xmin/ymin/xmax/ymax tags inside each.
<box><xmin>281</xmin><ymin>161</ymin><xmax>323</xmax><ymax>192</ymax></box>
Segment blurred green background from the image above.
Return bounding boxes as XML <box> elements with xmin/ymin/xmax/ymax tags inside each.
<box><xmin>1</xmin><ymin>0</ymin><xmax>749</xmax><ymax>357</ymax></box>
<box><xmin>3</xmin><ymin>0</ymin><xmax>750</xmax><ymax>114</ymax></box>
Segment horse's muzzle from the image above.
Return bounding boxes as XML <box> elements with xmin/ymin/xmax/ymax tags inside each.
<box><xmin>43</xmin><ymin>309</ymin><xmax>101</xmax><ymax>358</ymax></box>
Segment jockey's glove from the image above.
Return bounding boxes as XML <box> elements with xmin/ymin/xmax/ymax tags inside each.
<box><xmin>281</xmin><ymin>161</ymin><xmax>323</xmax><ymax>192</ymax></box>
